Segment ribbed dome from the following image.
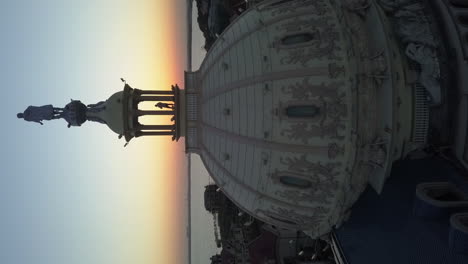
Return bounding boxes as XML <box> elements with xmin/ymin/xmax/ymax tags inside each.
<box><xmin>186</xmin><ymin>0</ymin><xmax>415</xmax><ymax>237</ymax></box>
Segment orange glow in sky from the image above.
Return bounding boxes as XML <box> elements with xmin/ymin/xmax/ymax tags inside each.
<box><xmin>109</xmin><ymin>1</ymin><xmax>188</xmax><ymax>263</ymax></box>
<box><xmin>140</xmin><ymin>1</ymin><xmax>188</xmax><ymax>263</ymax></box>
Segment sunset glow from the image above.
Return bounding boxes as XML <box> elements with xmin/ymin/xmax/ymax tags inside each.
<box><xmin>116</xmin><ymin>1</ymin><xmax>189</xmax><ymax>263</ymax></box>
<box><xmin>1</xmin><ymin>1</ymin><xmax>188</xmax><ymax>264</ymax></box>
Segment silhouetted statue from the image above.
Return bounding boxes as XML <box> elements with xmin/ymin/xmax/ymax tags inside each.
<box><xmin>17</xmin><ymin>105</ymin><xmax>64</xmax><ymax>125</ymax></box>
<box><xmin>155</xmin><ymin>102</ymin><xmax>174</xmax><ymax>109</ymax></box>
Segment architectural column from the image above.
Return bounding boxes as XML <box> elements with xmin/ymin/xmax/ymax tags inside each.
<box><xmin>136</xmin><ymin>110</ymin><xmax>174</xmax><ymax>116</ymax></box>
<box><xmin>133</xmin><ymin>89</ymin><xmax>174</xmax><ymax>95</ymax></box>
<box><xmin>139</xmin><ymin>90</ymin><xmax>174</xmax><ymax>95</ymax></box>
<box><xmin>137</xmin><ymin>131</ymin><xmax>174</xmax><ymax>136</ymax></box>
<box><xmin>136</xmin><ymin>96</ymin><xmax>174</xmax><ymax>102</ymax></box>
<box><xmin>138</xmin><ymin>124</ymin><xmax>175</xmax><ymax>130</ymax></box>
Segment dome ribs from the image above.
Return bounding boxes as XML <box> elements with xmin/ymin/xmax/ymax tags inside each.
<box><xmin>201</xmin><ymin>67</ymin><xmax>329</xmax><ymax>104</ymax></box>
<box><xmin>200</xmin><ymin>121</ymin><xmax>332</xmax><ymax>155</ymax></box>
<box><xmin>198</xmin><ymin>142</ymin><xmax>317</xmax><ymax>211</ymax></box>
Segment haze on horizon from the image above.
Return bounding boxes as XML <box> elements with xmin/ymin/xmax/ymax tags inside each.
<box><xmin>1</xmin><ymin>1</ymin><xmax>193</xmax><ymax>264</ymax></box>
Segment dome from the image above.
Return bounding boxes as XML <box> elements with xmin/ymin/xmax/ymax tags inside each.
<box><xmin>185</xmin><ymin>0</ymin><xmax>417</xmax><ymax>237</ymax></box>
<box><xmin>97</xmin><ymin>91</ymin><xmax>125</xmax><ymax>135</ymax></box>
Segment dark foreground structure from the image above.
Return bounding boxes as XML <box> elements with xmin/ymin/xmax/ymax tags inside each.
<box><xmin>334</xmin><ymin>157</ymin><xmax>468</xmax><ymax>264</ymax></box>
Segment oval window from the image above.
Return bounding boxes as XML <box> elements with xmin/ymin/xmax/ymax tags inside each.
<box><xmin>285</xmin><ymin>105</ymin><xmax>320</xmax><ymax>118</ymax></box>
<box><xmin>281</xmin><ymin>33</ymin><xmax>316</xmax><ymax>45</ymax></box>
<box><xmin>279</xmin><ymin>175</ymin><xmax>312</xmax><ymax>188</ymax></box>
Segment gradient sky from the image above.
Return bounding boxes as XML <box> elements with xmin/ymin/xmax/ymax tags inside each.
<box><xmin>188</xmin><ymin>5</ymin><xmax>220</xmax><ymax>262</ymax></box>
<box><xmin>1</xmin><ymin>1</ymin><xmax>189</xmax><ymax>263</ymax></box>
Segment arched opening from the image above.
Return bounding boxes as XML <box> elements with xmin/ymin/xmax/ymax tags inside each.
<box><xmin>285</xmin><ymin>105</ymin><xmax>320</xmax><ymax>118</ymax></box>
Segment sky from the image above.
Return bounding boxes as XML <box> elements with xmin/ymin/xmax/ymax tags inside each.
<box><xmin>0</xmin><ymin>1</ymin><xmax>194</xmax><ymax>264</ymax></box>
<box><xmin>189</xmin><ymin>5</ymin><xmax>221</xmax><ymax>264</ymax></box>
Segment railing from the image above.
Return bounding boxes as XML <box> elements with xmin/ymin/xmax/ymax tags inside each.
<box><xmin>330</xmin><ymin>232</ymin><xmax>349</xmax><ymax>264</ymax></box>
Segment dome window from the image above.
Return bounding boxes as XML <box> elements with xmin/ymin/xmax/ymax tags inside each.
<box><xmin>281</xmin><ymin>33</ymin><xmax>316</xmax><ymax>46</ymax></box>
<box><xmin>285</xmin><ymin>105</ymin><xmax>320</xmax><ymax>118</ymax></box>
<box><xmin>279</xmin><ymin>175</ymin><xmax>312</xmax><ymax>188</ymax></box>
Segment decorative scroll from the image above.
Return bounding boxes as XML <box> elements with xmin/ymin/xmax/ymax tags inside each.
<box><xmin>377</xmin><ymin>0</ymin><xmax>441</xmax><ymax>103</ymax></box>
<box><xmin>276</xmin><ymin>187</ymin><xmax>336</xmax><ymax>205</ymax></box>
<box><xmin>279</xmin><ymin>155</ymin><xmax>341</xmax><ymax>178</ymax></box>
<box><xmin>328</xmin><ymin>143</ymin><xmax>345</xmax><ymax>159</ymax></box>
<box><xmin>378</xmin><ymin>0</ymin><xmax>437</xmax><ymax>47</ymax></box>
<box><xmin>281</xmin><ymin>120</ymin><xmax>345</xmax><ymax>142</ymax></box>
<box><xmin>319</xmin><ymin>95</ymin><xmax>348</xmax><ymax>122</ymax></box>
<box><xmin>281</xmin><ymin>45</ymin><xmax>340</xmax><ymax>66</ymax></box>
<box><xmin>344</xmin><ymin>0</ymin><xmax>371</xmax><ymax>17</ymax></box>
<box><xmin>364</xmin><ymin>51</ymin><xmax>389</xmax><ymax>85</ymax></box>
<box><xmin>258</xmin><ymin>205</ymin><xmax>330</xmax><ymax>229</ymax></box>
<box><xmin>273</xmin><ymin>171</ymin><xmax>339</xmax><ymax>204</ymax></box>
<box><xmin>405</xmin><ymin>43</ymin><xmax>440</xmax><ymax>103</ymax></box>
<box><xmin>281</xmin><ymin>78</ymin><xmax>345</xmax><ymax>100</ymax></box>
<box><xmin>278</xmin><ymin>16</ymin><xmax>333</xmax><ymax>33</ymax></box>
<box><xmin>328</xmin><ymin>63</ymin><xmax>346</xmax><ymax>79</ymax></box>
<box><xmin>267</xmin><ymin>0</ymin><xmax>329</xmax><ymax>17</ymax></box>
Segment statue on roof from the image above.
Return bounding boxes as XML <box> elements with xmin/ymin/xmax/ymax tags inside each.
<box><xmin>17</xmin><ymin>105</ymin><xmax>64</xmax><ymax>125</ymax></box>
<box><xmin>18</xmin><ymin>99</ymin><xmax>108</xmax><ymax>128</ymax></box>
<box><xmin>63</xmin><ymin>99</ymin><xmax>88</xmax><ymax>127</ymax></box>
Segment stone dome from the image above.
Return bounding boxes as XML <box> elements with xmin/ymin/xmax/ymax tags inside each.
<box><xmin>89</xmin><ymin>91</ymin><xmax>125</xmax><ymax>135</ymax></box>
<box><xmin>185</xmin><ymin>0</ymin><xmax>418</xmax><ymax>237</ymax></box>
<box><xmin>102</xmin><ymin>91</ymin><xmax>125</xmax><ymax>134</ymax></box>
